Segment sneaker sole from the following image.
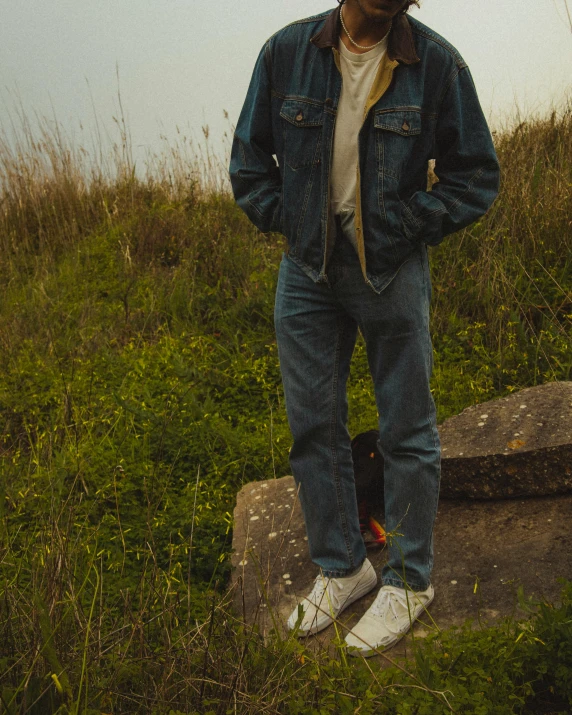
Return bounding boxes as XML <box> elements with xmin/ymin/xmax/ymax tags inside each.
<box><xmin>347</xmin><ymin>591</ymin><xmax>435</xmax><ymax>657</ymax></box>
<box><xmin>295</xmin><ymin>570</ymin><xmax>378</xmax><ymax>637</ymax></box>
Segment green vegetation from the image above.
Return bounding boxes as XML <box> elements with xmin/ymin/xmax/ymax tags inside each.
<box><xmin>0</xmin><ymin>104</ymin><xmax>571</xmax><ymax>712</ymax></box>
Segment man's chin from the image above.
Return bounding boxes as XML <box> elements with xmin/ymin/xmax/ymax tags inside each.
<box><xmin>359</xmin><ymin>9</ymin><xmax>394</xmax><ymax>24</ymax></box>
<box><xmin>355</xmin><ymin>0</ymin><xmax>403</xmax><ymax>23</ymax></box>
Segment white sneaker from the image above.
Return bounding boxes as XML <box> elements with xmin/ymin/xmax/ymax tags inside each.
<box><xmin>287</xmin><ymin>559</ymin><xmax>377</xmax><ymax>636</ymax></box>
<box><xmin>345</xmin><ymin>583</ymin><xmax>434</xmax><ymax>656</ymax></box>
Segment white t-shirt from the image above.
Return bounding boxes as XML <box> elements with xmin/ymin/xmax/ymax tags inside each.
<box><xmin>330</xmin><ymin>36</ymin><xmax>388</xmax><ymax>216</ymax></box>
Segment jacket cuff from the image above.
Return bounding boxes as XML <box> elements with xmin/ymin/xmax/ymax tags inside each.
<box><xmin>400</xmin><ymin>193</ymin><xmax>448</xmax><ymax>246</ymax></box>
<box><xmin>400</xmin><ymin>199</ymin><xmax>423</xmax><ymax>244</ymax></box>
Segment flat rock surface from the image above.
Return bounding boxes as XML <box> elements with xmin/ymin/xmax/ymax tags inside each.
<box><xmin>231</xmin><ymin>475</ymin><xmax>572</xmax><ymax>658</ymax></box>
<box><xmin>439</xmin><ymin>381</ymin><xmax>572</xmax><ymax>498</ymax></box>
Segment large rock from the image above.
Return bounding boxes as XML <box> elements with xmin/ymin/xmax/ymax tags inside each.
<box><xmin>440</xmin><ymin>381</ymin><xmax>572</xmax><ymax>498</ymax></box>
<box><xmin>230</xmin><ymin>474</ymin><xmax>572</xmax><ymax>653</ymax></box>
<box><xmin>230</xmin><ymin>477</ymin><xmax>307</xmax><ymax>634</ymax></box>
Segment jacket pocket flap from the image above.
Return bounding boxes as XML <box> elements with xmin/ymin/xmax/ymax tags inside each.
<box><xmin>374</xmin><ymin>109</ymin><xmax>422</xmax><ymax>136</ymax></box>
<box><xmin>280</xmin><ymin>100</ymin><xmax>324</xmax><ymax>127</ymax></box>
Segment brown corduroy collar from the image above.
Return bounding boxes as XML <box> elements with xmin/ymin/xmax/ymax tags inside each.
<box><xmin>310</xmin><ymin>5</ymin><xmax>420</xmax><ymax>65</ymax></box>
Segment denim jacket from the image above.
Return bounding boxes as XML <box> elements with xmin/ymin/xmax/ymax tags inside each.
<box><xmin>230</xmin><ymin>7</ymin><xmax>500</xmax><ymax>293</ymax></box>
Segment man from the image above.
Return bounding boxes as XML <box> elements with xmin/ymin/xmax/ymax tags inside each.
<box><xmin>230</xmin><ymin>0</ymin><xmax>499</xmax><ymax>655</ymax></box>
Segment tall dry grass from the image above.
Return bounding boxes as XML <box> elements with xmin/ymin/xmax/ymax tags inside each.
<box><xmin>1</xmin><ymin>100</ymin><xmax>570</xmax><ymax>348</ymax></box>
<box><xmin>430</xmin><ymin>105</ymin><xmax>572</xmax><ymax>328</ymax></box>
<box><xmin>0</xmin><ymin>102</ymin><xmax>230</xmax><ymax>280</ymax></box>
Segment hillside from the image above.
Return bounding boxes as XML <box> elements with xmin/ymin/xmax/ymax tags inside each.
<box><xmin>0</xmin><ymin>106</ymin><xmax>571</xmax><ymax>713</ymax></box>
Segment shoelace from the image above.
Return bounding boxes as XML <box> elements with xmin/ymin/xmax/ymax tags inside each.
<box><xmin>307</xmin><ymin>575</ymin><xmax>329</xmax><ymax>605</ymax></box>
<box><xmin>370</xmin><ymin>588</ymin><xmax>412</xmax><ymax>626</ymax></box>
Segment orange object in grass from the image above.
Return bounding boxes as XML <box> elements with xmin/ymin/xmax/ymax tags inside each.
<box><xmin>368</xmin><ymin>516</ymin><xmax>386</xmax><ymax>545</ymax></box>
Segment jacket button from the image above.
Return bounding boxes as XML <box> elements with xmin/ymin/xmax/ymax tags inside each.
<box><xmin>325</xmin><ymin>98</ymin><xmax>333</xmax><ymax>106</ymax></box>
<box><xmin>295</xmin><ymin>112</ymin><xmax>303</xmax><ymax>122</ymax></box>
<box><xmin>402</xmin><ymin>120</ymin><xmax>410</xmax><ymax>132</ymax></box>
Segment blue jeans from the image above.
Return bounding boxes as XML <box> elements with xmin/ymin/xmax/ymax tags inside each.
<box><xmin>274</xmin><ymin>223</ymin><xmax>441</xmax><ymax>590</ymax></box>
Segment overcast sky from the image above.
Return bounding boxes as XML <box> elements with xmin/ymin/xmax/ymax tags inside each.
<box><xmin>1</xmin><ymin>1</ymin><xmax>571</xmax><ymax>164</ymax></box>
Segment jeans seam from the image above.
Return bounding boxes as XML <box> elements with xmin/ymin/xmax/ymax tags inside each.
<box><xmin>420</xmin><ymin>250</ymin><xmax>441</xmax><ymax>580</ymax></box>
<box><xmin>330</xmin><ymin>314</ymin><xmax>354</xmax><ymax>571</ymax></box>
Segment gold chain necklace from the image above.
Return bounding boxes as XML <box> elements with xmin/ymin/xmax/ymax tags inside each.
<box><xmin>340</xmin><ymin>7</ymin><xmax>392</xmax><ymax>51</ymax></box>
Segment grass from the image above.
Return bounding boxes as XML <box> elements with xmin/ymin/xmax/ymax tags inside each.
<box><xmin>0</xmin><ymin>101</ymin><xmax>571</xmax><ymax>712</ymax></box>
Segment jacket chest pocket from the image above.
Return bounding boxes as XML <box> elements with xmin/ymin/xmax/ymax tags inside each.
<box><xmin>280</xmin><ymin>99</ymin><xmax>323</xmax><ymax>171</ymax></box>
<box><xmin>374</xmin><ymin>108</ymin><xmax>423</xmax><ymax>181</ymax></box>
